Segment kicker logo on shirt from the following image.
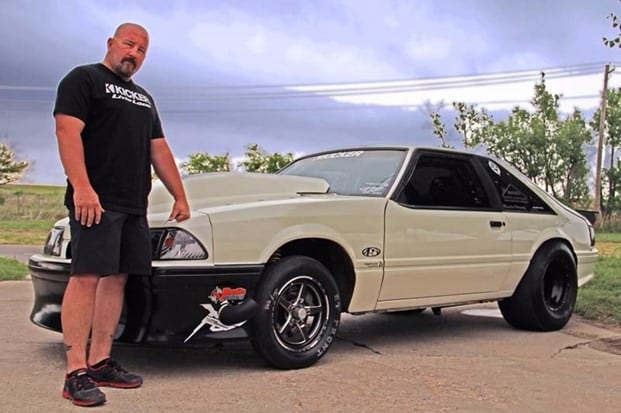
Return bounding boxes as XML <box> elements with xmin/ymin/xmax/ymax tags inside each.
<box><xmin>105</xmin><ymin>83</ymin><xmax>152</xmax><ymax>108</ymax></box>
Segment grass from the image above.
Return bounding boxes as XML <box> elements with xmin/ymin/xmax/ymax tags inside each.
<box><xmin>574</xmin><ymin>232</ymin><xmax>621</xmax><ymax>325</ymax></box>
<box><xmin>575</xmin><ymin>256</ymin><xmax>621</xmax><ymax>324</ymax></box>
<box><xmin>0</xmin><ymin>257</ymin><xmax>28</xmax><ymax>281</ymax></box>
<box><xmin>0</xmin><ymin>184</ymin><xmax>66</xmax><ymax>244</ymax></box>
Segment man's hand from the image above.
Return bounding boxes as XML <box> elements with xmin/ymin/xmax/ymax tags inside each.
<box><xmin>168</xmin><ymin>199</ymin><xmax>190</xmax><ymax>222</ymax></box>
<box><xmin>73</xmin><ymin>186</ymin><xmax>104</xmax><ymax>227</ymax></box>
<box><xmin>151</xmin><ymin>138</ymin><xmax>191</xmax><ymax>223</ymax></box>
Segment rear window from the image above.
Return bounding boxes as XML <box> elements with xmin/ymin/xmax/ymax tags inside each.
<box><xmin>478</xmin><ymin>158</ymin><xmax>552</xmax><ymax>213</ymax></box>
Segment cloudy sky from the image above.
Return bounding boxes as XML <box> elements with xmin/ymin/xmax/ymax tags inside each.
<box><xmin>2</xmin><ymin>0</ymin><xmax>621</xmax><ymax>184</ymax></box>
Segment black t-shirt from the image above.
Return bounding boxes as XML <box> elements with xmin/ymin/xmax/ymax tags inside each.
<box><xmin>54</xmin><ymin>63</ymin><xmax>164</xmax><ymax>214</ymax></box>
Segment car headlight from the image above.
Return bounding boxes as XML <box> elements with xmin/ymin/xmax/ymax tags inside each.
<box><xmin>153</xmin><ymin>228</ymin><xmax>208</xmax><ymax>260</ymax></box>
<box><xmin>44</xmin><ymin>227</ymin><xmax>64</xmax><ymax>256</ymax></box>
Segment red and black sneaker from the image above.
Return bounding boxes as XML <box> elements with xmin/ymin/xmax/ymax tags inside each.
<box><xmin>88</xmin><ymin>358</ymin><xmax>143</xmax><ymax>389</ymax></box>
<box><xmin>62</xmin><ymin>368</ymin><xmax>106</xmax><ymax>407</ymax></box>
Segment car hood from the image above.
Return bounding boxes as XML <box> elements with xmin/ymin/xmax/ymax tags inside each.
<box><xmin>148</xmin><ymin>172</ymin><xmax>330</xmax><ymax>213</ymax></box>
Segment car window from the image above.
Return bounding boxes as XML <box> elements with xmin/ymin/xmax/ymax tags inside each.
<box><xmin>398</xmin><ymin>153</ymin><xmax>490</xmax><ymax>209</ymax></box>
<box><xmin>279</xmin><ymin>149</ymin><xmax>407</xmax><ymax>197</ymax></box>
<box><xmin>478</xmin><ymin>158</ymin><xmax>552</xmax><ymax>213</ymax></box>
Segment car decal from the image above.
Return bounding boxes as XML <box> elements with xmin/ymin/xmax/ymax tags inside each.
<box><xmin>488</xmin><ymin>160</ymin><xmax>501</xmax><ymax>176</ymax></box>
<box><xmin>362</xmin><ymin>247</ymin><xmax>381</xmax><ymax>257</ymax></box>
<box><xmin>315</xmin><ymin>150</ymin><xmax>364</xmax><ymax>160</ymax></box>
<box><xmin>209</xmin><ymin>286</ymin><xmax>246</xmax><ymax>303</ymax></box>
<box><xmin>184</xmin><ymin>287</ymin><xmax>248</xmax><ymax>343</ymax></box>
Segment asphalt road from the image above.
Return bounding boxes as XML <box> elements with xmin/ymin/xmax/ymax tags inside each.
<box><xmin>0</xmin><ymin>244</ymin><xmax>41</xmax><ymax>265</ymax></box>
<box><xmin>2</xmin><ymin>279</ymin><xmax>621</xmax><ymax>413</ymax></box>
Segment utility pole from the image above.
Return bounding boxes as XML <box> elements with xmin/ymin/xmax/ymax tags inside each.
<box><xmin>594</xmin><ymin>63</ymin><xmax>611</xmax><ymax>225</ymax></box>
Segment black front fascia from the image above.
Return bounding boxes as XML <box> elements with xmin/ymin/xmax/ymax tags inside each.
<box><xmin>29</xmin><ymin>255</ymin><xmax>265</xmax><ymax>344</ymax></box>
<box><xmin>29</xmin><ymin>258</ymin><xmax>72</xmax><ymax>332</ymax></box>
<box><xmin>145</xmin><ymin>264</ymin><xmax>264</xmax><ymax>344</ymax></box>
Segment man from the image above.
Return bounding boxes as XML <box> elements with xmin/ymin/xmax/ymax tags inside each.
<box><xmin>54</xmin><ymin>22</ymin><xmax>190</xmax><ymax>407</ymax></box>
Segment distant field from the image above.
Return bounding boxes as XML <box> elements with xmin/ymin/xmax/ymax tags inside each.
<box><xmin>0</xmin><ymin>184</ymin><xmax>66</xmax><ymax>244</ymax></box>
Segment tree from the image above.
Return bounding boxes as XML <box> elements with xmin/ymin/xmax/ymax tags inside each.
<box><xmin>238</xmin><ymin>144</ymin><xmax>294</xmax><ymax>173</ymax></box>
<box><xmin>591</xmin><ymin>87</ymin><xmax>621</xmax><ymax>222</ymax></box>
<box><xmin>603</xmin><ymin>11</ymin><xmax>621</xmax><ymax>47</ymax></box>
<box><xmin>421</xmin><ymin>100</ymin><xmax>450</xmax><ymax>147</ymax></box>
<box><xmin>430</xmin><ymin>74</ymin><xmax>592</xmax><ymax>207</ymax></box>
<box><xmin>430</xmin><ymin>112</ymin><xmax>450</xmax><ymax>148</ymax></box>
<box><xmin>0</xmin><ymin>142</ymin><xmax>28</xmax><ymax>185</ymax></box>
<box><xmin>180</xmin><ymin>152</ymin><xmax>231</xmax><ymax>174</ymax></box>
<box><xmin>452</xmin><ymin>102</ymin><xmax>494</xmax><ymax>149</ymax></box>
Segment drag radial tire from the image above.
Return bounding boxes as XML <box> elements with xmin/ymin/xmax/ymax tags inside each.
<box><xmin>249</xmin><ymin>256</ymin><xmax>341</xmax><ymax>369</ymax></box>
<box><xmin>499</xmin><ymin>242</ymin><xmax>578</xmax><ymax>331</ymax></box>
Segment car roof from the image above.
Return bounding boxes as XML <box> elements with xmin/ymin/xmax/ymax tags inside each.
<box><xmin>302</xmin><ymin>144</ymin><xmax>489</xmax><ymax>158</ymax></box>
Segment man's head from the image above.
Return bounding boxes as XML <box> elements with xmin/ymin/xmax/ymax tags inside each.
<box><xmin>103</xmin><ymin>23</ymin><xmax>149</xmax><ymax>81</ymax></box>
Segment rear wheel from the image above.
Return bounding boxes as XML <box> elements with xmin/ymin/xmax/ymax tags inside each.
<box><xmin>249</xmin><ymin>256</ymin><xmax>341</xmax><ymax>369</ymax></box>
<box><xmin>499</xmin><ymin>242</ymin><xmax>577</xmax><ymax>331</ymax></box>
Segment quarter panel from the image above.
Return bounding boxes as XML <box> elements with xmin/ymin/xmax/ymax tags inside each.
<box><xmin>500</xmin><ymin>211</ymin><xmax>598</xmax><ymax>292</ymax></box>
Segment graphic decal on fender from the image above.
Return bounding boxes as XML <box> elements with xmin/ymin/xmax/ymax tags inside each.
<box><xmin>184</xmin><ymin>287</ymin><xmax>248</xmax><ymax>343</ymax></box>
<box><xmin>362</xmin><ymin>247</ymin><xmax>381</xmax><ymax>257</ymax></box>
<box><xmin>210</xmin><ymin>286</ymin><xmax>246</xmax><ymax>302</ymax></box>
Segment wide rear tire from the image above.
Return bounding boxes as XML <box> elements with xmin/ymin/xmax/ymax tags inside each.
<box><xmin>499</xmin><ymin>242</ymin><xmax>577</xmax><ymax>331</ymax></box>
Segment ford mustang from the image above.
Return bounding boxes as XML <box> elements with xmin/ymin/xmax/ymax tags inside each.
<box><xmin>29</xmin><ymin>146</ymin><xmax>598</xmax><ymax>369</ymax></box>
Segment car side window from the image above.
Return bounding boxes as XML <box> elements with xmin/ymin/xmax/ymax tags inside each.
<box><xmin>399</xmin><ymin>154</ymin><xmax>490</xmax><ymax>209</ymax></box>
<box><xmin>478</xmin><ymin>158</ymin><xmax>552</xmax><ymax>213</ymax></box>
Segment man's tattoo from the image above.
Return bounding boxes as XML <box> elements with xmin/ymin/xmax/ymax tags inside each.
<box><xmin>64</xmin><ymin>343</ymin><xmax>73</xmax><ymax>352</ymax></box>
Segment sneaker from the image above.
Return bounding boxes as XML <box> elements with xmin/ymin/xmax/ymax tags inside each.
<box><xmin>62</xmin><ymin>368</ymin><xmax>106</xmax><ymax>407</ymax></box>
<box><xmin>88</xmin><ymin>358</ymin><xmax>143</xmax><ymax>389</ymax></box>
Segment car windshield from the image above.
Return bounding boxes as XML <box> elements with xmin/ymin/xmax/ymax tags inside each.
<box><xmin>279</xmin><ymin>149</ymin><xmax>407</xmax><ymax>197</ymax></box>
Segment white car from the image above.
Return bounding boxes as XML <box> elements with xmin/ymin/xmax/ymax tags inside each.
<box><xmin>29</xmin><ymin>146</ymin><xmax>598</xmax><ymax>369</ymax></box>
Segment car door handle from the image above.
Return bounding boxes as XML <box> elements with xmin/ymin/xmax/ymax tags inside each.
<box><xmin>489</xmin><ymin>220</ymin><xmax>505</xmax><ymax>228</ymax></box>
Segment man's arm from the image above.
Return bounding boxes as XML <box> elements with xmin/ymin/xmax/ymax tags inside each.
<box><xmin>55</xmin><ymin>113</ymin><xmax>104</xmax><ymax>227</ymax></box>
<box><xmin>151</xmin><ymin>138</ymin><xmax>190</xmax><ymax>222</ymax></box>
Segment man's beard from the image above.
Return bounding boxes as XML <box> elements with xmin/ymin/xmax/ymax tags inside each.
<box><xmin>114</xmin><ymin>58</ymin><xmax>137</xmax><ymax>79</ymax></box>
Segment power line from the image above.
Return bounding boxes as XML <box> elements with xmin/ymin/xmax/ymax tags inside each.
<box><xmin>0</xmin><ymin>62</ymin><xmax>617</xmax><ymax>110</ymax></box>
<box><xmin>159</xmin><ymin>94</ymin><xmax>600</xmax><ymax>114</ymax></box>
<box><xmin>153</xmin><ymin>61</ymin><xmax>618</xmax><ymax>91</ymax></box>
<box><xmin>155</xmin><ymin>67</ymin><xmax>605</xmax><ymax>101</ymax></box>
<box><xmin>1</xmin><ymin>61</ymin><xmax>618</xmax><ymax>95</ymax></box>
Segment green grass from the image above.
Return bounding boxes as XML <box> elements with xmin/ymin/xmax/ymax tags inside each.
<box><xmin>575</xmin><ymin>256</ymin><xmax>621</xmax><ymax>324</ymax></box>
<box><xmin>0</xmin><ymin>183</ymin><xmax>66</xmax><ymax>244</ymax></box>
<box><xmin>0</xmin><ymin>257</ymin><xmax>28</xmax><ymax>281</ymax></box>
<box><xmin>594</xmin><ymin>232</ymin><xmax>621</xmax><ymax>242</ymax></box>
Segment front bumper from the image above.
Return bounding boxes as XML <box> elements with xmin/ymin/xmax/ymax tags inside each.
<box><xmin>28</xmin><ymin>254</ymin><xmax>263</xmax><ymax>344</ymax></box>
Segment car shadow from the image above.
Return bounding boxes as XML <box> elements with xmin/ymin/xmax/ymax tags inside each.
<box><xmin>332</xmin><ymin>308</ymin><xmax>510</xmax><ymax>354</ymax></box>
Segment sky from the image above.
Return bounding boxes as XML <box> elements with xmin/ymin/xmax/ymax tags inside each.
<box><xmin>2</xmin><ymin>0</ymin><xmax>621</xmax><ymax>184</ymax></box>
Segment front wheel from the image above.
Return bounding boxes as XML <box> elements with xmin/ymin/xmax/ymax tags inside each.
<box><xmin>249</xmin><ymin>256</ymin><xmax>341</xmax><ymax>369</ymax></box>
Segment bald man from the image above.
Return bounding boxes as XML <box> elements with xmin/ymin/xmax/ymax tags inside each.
<box><xmin>54</xmin><ymin>22</ymin><xmax>190</xmax><ymax>407</ymax></box>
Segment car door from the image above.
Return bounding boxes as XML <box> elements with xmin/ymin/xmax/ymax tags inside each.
<box><xmin>379</xmin><ymin>150</ymin><xmax>512</xmax><ymax>304</ymax></box>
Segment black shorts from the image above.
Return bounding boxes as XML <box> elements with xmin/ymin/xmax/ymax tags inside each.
<box><xmin>68</xmin><ymin>210</ymin><xmax>152</xmax><ymax>276</ymax></box>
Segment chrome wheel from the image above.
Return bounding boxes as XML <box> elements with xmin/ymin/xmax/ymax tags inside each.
<box><xmin>250</xmin><ymin>256</ymin><xmax>341</xmax><ymax>369</ymax></box>
<box><xmin>272</xmin><ymin>275</ymin><xmax>330</xmax><ymax>352</ymax></box>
